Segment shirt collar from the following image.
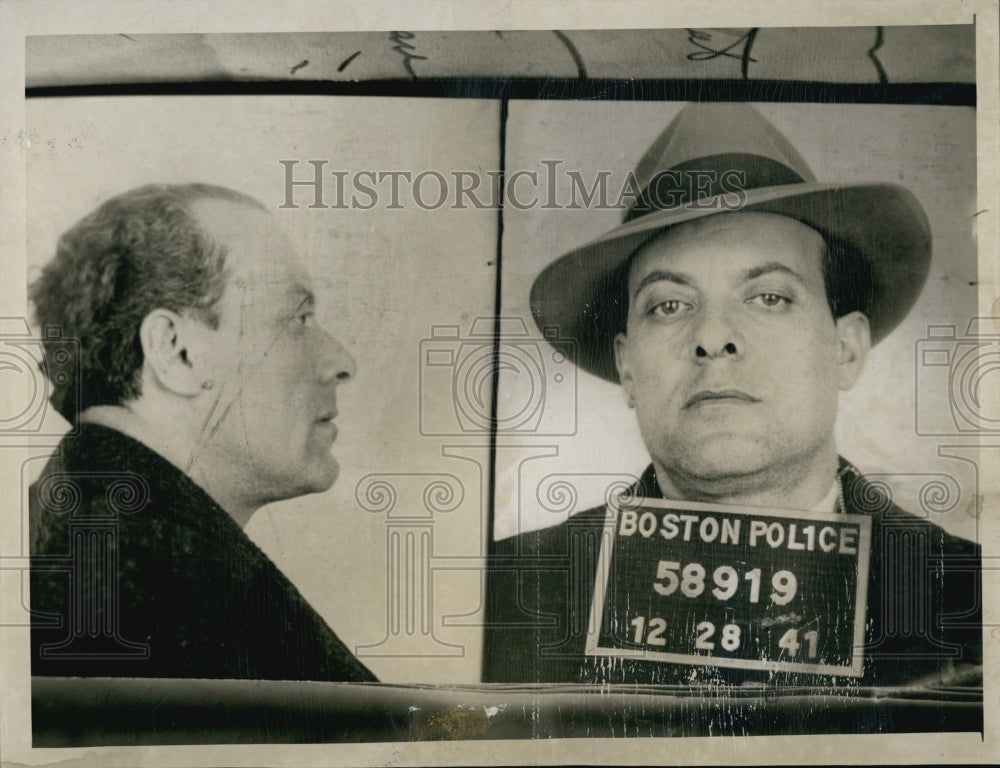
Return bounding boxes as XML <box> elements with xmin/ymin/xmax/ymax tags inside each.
<box><xmin>811</xmin><ymin>480</ymin><xmax>843</xmax><ymax>514</ymax></box>
<box><xmin>634</xmin><ymin>463</ymin><xmax>844</xmax><ymax>514</ymax></box>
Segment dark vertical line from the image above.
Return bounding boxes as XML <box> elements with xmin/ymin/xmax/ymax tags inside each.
<box><xmin>487</xmin><ymin>95</ymin><xmax>508</xmax><ymax>517</ymax></box>
<box><xmin>483</xmin><ymin>93</ymin><xmax>508</xmax><ymax>681</ymax></box>
<box><xmin>868</xmin><ymin>26</ymin><xmax>890</xmax><ymax>85</ymax></box>
<box><xmin>553</xmin><ymin>30</ymin><xmax>588</xmax><ymax>80</ymax></box>
<box><xmin>741</xmin><ymin>28</ymin><xmax>760</xmax><ymax>81</ymax></box>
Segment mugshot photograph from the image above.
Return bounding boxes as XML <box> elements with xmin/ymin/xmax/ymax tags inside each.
<box><xmin>484</xmin><ymin>102</ymin><xmax>983</xmax><ymax>701</ymax></box>
<box><xmin>23</xmin><ymin>87</ymin><xmax>499</xmax><ymax>692</ymax></box>
<box><xmin>27</xmin><ymin>183</ymin><xmax>379</xmax><ymax>682</ymax></box>
<box><xmin>8</xmin><ymin>20</ymin><xmax>992</xmax><ymax>753</ymax></box>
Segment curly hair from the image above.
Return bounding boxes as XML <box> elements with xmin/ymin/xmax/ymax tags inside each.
<box><xmin>29</xmin><ymin>183</ymin><xmax>268</xmax><ymax>423</ymax></box>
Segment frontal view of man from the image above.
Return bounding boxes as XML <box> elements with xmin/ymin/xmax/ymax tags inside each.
<box><xmin>29</xmin><ymin>184</ymin><xmax>376</xmax><ymax>681</ymax></box>
<box><xmin>484</xmin><ymin>104</ymin><xmax>982</xmax><ymax>689</ymax></box>
<box><xmin>615</xmin><ymin>210</ymin><xmax>868</xmax><ymax>512</ymax></box>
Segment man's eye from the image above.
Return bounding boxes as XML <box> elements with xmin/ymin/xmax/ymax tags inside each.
<box><xmin>295</xmin><ymin>311</ymin><xmax>316</xmax><ymax>327</ymax></box>
<box><xmin>748</xmin><ymin>293</ymin><xmax>791</xmax><ymax>308</ymax></box>
<box><xmin>650</xmin><ymin>299</ymin><xmax>691</xmax><ymax>317</ymax></box>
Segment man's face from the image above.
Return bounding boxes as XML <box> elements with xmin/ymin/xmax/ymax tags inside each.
<box><xmin>191</xmin><ymin>199</ymin><xmax>356</xmax><ymax>506</ymax></box>
<box><xmin>614</xmin><ymin>212</ymin><xmax>864</xmax><ymax>494</ymax></box>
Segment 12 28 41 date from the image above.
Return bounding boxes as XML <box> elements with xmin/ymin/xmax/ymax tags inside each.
<box><xmin>630</xmin><ymin>616</ymin><xmax>819</xmax><ymax>658</ymax></box>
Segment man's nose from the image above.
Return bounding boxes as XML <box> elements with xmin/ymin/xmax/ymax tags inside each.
<box><xmin>319</xmin><ymin>332</ymin><xmax>357</xmax><ymax>384</ymax></box>
<box><xmin>691</xmin><ymin>305</ymin><xmax>743</xmax><ymax>362</ymax></box>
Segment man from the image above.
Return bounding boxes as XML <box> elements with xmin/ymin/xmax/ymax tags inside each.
<box><xmin>29</xmin><ymin>183</ymin><xmax>377</xmax><ymax>681</ymax></box>
<box><xmin>484</xmin><ymin>104</ymin><xmax>982</xmax><ymax>690</ymax></box>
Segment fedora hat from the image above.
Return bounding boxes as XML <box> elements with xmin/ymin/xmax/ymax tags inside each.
<box><xmin>529</xmin><ymin>103</ymin><xmax>932</xmax><ymax>383</ymax></box>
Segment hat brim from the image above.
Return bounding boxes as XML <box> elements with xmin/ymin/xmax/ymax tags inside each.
<box><xmin>529</xmin><ymin>182</ymin><xmax>932</xmax><ymax>383</ymax></box>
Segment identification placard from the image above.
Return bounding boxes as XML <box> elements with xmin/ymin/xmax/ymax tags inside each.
<box><xmin>585</xmin><ymin>496</ymin><xmax>872</xmax><ymax>676</ymax></box>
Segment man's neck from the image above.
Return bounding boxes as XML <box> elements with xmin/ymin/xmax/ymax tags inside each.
<box><xmin>651</xmin><ymin>444</ymin><xmax>840</xmax><ymax>511</ymax></box>
<box><xmin>79</xmin><ymin>405</ymin><xmax>259</xmax><ymax>528</ymax></box>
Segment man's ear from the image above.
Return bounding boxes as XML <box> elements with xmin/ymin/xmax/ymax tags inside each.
<box><xmin>138</xmin><ymin>309</ymin><xmax>204</xmax><ymax>397</ymax></box>
<box><xmin>614</xmin><ymin>331</ymin><xmax>636</xmax><ymax>407</ymax></box>
<box><xmin>835</xmin><ymin>311</ymin><xmax>871</xmax><ymax>391</ymax></box>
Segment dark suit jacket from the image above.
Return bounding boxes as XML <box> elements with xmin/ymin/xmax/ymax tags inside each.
<box><xmin>30</xmin><ymin>423</ymin><xmax>377</xmax><ymax>682</ymax></box>
<box><xmin>484</xmin><ymin>460</ymin><xmax>982</xmax><ymax>687</ymax></box>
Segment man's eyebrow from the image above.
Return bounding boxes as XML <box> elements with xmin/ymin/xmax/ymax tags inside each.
<box><xmin>632</xmin><ymin>269</ymin><xmax>692</xmax><ymax>297</ymax></box>
<box><xmin>742</xmin><ymin>262</ymin><xmax>807</xmax><ymax>283</ymax></box>
<box><xmin>631</xmin><ymin>262</ymin><xmax>809</xmax><ymax>299</ymax></box>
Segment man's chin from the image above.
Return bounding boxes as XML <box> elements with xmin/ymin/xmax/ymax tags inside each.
<box><xmin>661</xmin><ymin>437</ymin><xmax>774</xmax><ymax>484</ymax></box>
<box><xmin>315</xmin><ymin>460</ymin><xmax>340</xmax><ymax>492</ymax></box>
<box><xmin>295</xmin><ymin>457</ymin><xmax>340</xmax><ymax>496</ymax></box>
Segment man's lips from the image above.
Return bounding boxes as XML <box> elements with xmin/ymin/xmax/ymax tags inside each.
<box><xmin>684</xmin><ymin>389</ymin><xmax>761</xmax><ymax>408</ymax></box>
<box><xmin>316</xmin><ymin>412</ymin><xmax>338</xmax><ymax>435</ymax></box>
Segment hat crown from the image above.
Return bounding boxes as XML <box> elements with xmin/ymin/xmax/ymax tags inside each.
<box><xmin>627</xmin><ymin>104</ymin><xmax>819</xmax><ymax>222</ymax></box>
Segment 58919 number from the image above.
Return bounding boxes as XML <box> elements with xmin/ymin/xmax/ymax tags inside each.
<box><xmin>653</xmin><ymin>560</ymin><xmax>798</xmax><ymax>605</ymax></box>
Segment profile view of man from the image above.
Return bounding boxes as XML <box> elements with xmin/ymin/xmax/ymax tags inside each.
<box><xmin>484</xmin><ymin>104</ymin><xmax>982</xmax><ymax>689</ymax></box>
<box><xmin>29</xmin><ymin>183</ymin><xmax>377</xmax><ymax>681</ymax></box>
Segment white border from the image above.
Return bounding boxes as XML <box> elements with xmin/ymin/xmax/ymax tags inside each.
<box><xmin>1</xmin><ymin>1</ymin><xmax>996</xmax><ymax>766</ymax></box>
